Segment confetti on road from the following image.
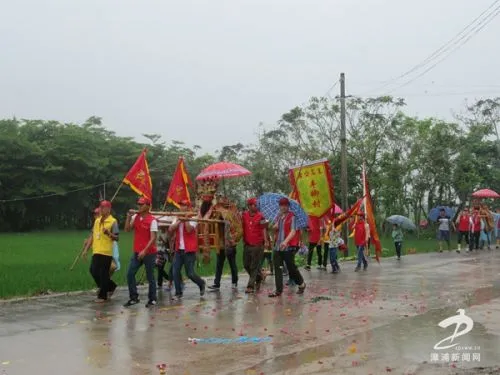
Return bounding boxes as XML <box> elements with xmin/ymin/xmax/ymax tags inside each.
<box><xmin>348</xmin><ymin>343</ymin><xmax>357</xmax><ymax>354</ymax></box>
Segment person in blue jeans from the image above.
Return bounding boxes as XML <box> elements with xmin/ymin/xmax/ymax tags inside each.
<box><xmin>123</xmin><ymin>197</ymin><xmax>158</xmax><ymax>308</ymax></box>
<box><xmin>350</xmin><ymin>214</ymin><xmax>368</xmax><ymax>272</ymax></box>
<box><xmin>328</xmin><ymin>228</ymin><xmax>342</xmax><ymax>273</ymax></box>
<box><xmin>168</xmin><ymin>200</ymin><xmax>206</xmax><ymax>299</ymax></box>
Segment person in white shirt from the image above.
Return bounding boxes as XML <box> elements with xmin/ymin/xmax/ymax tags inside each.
<box><xmin>168</xmin><ymin>200</ymin><xmax>206</xmax><ymax>299</ymax></box>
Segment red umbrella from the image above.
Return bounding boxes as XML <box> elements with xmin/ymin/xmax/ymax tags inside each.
<box><xmin>196</xmin><ymin>162</ymin><xmax>251</xmax><ymax>180</ymax></box>
<box><xmin>472</xmin><ymin>189</ymin><xmax>500</xmax><ymax>199</ymax></box>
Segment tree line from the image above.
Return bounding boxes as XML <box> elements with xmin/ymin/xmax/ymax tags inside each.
<box><xmin>0</xmin><ymin>96</ymin><xmax>499</xmax><ymax>232</ymax></box>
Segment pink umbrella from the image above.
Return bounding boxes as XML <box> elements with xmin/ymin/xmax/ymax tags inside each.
<box><xmin>195</xmin><ymin>161</ymin><xmax>251</xmax><ymax>180</ymax></box>
<box><xmin>472</xmin><ymin>189</ymin><xmax>500</xmax><ymax>199</ymax></box>
<box><xmin>327</xmin><ymin>204</ymin><xmax>343</xmax><ymax>216</ymax></box>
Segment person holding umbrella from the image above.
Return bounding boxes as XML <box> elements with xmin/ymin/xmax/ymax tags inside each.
<box><xmin>436</xmin><ymin>208</ymin><xmax>455</xmax><ymax>252</ymax></box>
<box><xmin>392</xmin><ymin>224</ymin><xmax>403</xmax><ymax>260</ymax></box>
<box><xmin>269</xmin><ymin>198</ymin><xmax>306</xmax><ymax>297</ymax></box>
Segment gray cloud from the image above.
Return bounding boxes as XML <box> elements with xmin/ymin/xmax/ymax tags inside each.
<box><xmin>1</xmin><ymin>0</ymin><xmax>499</xmax><ymax>152</ymax></box>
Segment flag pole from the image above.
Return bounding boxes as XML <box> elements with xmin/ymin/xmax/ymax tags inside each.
<box><xmin>110</xmin><ymin>182</ymin><xmax>124</xmax><ymax>202</ymax></box>
<box><xmin>69</xmin><ymin>244</ymin><xmax>86</xmax><ymax>270</ymax></box>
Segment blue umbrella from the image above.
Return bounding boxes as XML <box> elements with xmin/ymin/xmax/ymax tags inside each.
<box><xmin>386</xmin><ymin>215</ymin><xmax>416</xmax><ymax>230</ymax></box>
<box><xmin>428</xmin><ymin>206</ymin><xmax>455</xmax><ymax>222</ymax></box>
<box><xmin>257</xmin><ymin>193</ymin><xmax>308</xmax><ymax>229</ymax></box>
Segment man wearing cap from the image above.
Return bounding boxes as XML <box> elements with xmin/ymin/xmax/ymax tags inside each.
<box><xmin>124</xmin><ymin>197</ymin><xmax>158</xmax><ymax>307</ymax></box>
<box><xmin>82</xmin><ymin>200</ymin><xmax>119</xmax><ymax>303</ymax></box>
<box><xmin>169</xmin><ymin>199</ymin><xmax>206</xmax><ymax>299</ymax></box>
<box><xmin>269</xmin><ymin>197</ymin><xmax>306</xmax><ymax>297</ymax></box>
<box><xmin>241</xmin><ymin>197</ymin><xmax>269</xmax><ymax>293</ymax></box>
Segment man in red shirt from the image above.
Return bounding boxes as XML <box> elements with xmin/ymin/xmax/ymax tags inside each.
<box><xmin>168</xmin><ymin>199</ymin><xmax>206</xmax><ymax>299</ymax></box>
<box><xmin>305</xmin><ymin>215</ymin><xmax>323</xmax><ymax>270</ymax></box>
<box><xmin>350</xmin><ymin>213</ymin><xmax>368</xmax><ymax>272</ymax></box>
<box><xmin>469</xmin><ymin>207</ymin><xmax>481</xmax><ymax>252</ymax></box>
<box><xmin>124</xmin><ymin>197</ymin><xmax>158</xmax><ymax>308</ymax></box>
<box><xmin>241</xmin><ymin>198</ymin><xmax>269</xmax><ymax>293</ymax></box>
<box><xmin>455</xmin><ymin>207</ymin><xmax>470</xmax><ymax>253</ymax></box>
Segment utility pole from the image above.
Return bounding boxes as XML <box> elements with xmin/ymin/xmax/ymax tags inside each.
<box><xmin>340</xmin><ymin>72</ymin><xmax>348</xmax><ymax>252</ymax></box>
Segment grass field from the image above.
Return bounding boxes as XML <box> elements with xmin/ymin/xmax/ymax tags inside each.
<box><xmin>0</xmin><ymin>231</ymin><xmax>440</xmax><ymax>299</ymax></box>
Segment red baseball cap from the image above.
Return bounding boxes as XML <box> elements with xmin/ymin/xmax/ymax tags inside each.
<box><xmin>99</xmin><ymin>200</ymin><xmax>112</xmax><ymax>208</ymax></box>
<box><xmin>279</xmin><ymin>197</ymin><xmax>289</xmax><ymax>206</ymax></box>
<box><xmin>137</xmin><ymin>197</ymin><xmax>151</xmax><ymax>206</ymax></box>
<box><xmin>93</xmin><ymin>208</ymin><xmax>101</xmax><ymax>214</ymax></box>
<box><xmin>247</xmin><ymin>197</ymin><xmax>257</xmax><ymax>206</ymax></box>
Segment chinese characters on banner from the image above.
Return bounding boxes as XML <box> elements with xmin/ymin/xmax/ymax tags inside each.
<box><xmin>288</xmin><ymin>159</ymin><xmax>334</xmax><ymax>218</ymax></box>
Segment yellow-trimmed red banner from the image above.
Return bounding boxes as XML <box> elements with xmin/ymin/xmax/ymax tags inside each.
<box><xmin>288</xmin><ymin>158</ymin><xmax>334</xmax><ymax>218</ymax></box>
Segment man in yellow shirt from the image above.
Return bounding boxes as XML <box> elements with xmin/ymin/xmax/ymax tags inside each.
<box><xmin>83</xmin><ymin>200</ymin><xmax>119</xmax><ymax>303</ymax></box>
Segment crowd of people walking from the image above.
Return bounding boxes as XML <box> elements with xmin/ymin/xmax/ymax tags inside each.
<box><xmin>82</xmin><ymin>198</ymin><xmax>500</xmax><ymax>308</ymax></box>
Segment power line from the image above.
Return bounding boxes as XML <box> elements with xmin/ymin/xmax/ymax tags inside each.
<box><xmin>392</xmin><ymin>90</ymin><xmax>500</xmax><ymax>97</ymax></box>
<box><xmin>362</xmin><ymin>0</ymin><xmax>500</xmax><ymax>95</ymax></box>
<box><xmin>324</xmin><ymin>79</ymin><xmax>340</xmax><ymax>99</ymax></box>
<box><xmin>0</xmin><ymin>181</ymin><xmax>117</xmax><ymax>203</ymax></box>
<box><xmin>0</xmin><ymin>166</ymin><xmax>173</xmax><ymax>203</ymax></box>
<box><xmin>387</xmin><ymin>4</ymin><xmax>500</xmax><ymax>94</ymax></box>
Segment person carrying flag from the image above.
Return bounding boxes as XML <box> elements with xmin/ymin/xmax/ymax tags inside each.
<box><xmin>350</xmin><ymin>213</ymin><xmax>368</xmax><ymax>272</ymax></box>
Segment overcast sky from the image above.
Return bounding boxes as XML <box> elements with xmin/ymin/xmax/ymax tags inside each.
<box><xmin>1</xmin><ymin>0</ymin><xmax>499</xmax><ymax>153</ymax></box>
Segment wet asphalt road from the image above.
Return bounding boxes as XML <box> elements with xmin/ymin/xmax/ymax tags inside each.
<box><xmin>1</xmin><ymin>250</ymin><xmax>500</xmax><ymax>375</ymax></box>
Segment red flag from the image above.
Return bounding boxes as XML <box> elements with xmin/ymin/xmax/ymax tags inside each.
<box><xmin>333</xmin><ymin>197</ymin><xmax>364</xmax><ymax>228</ymax></box>
<box><xmin>166</xmin><ymin>157</ymin><xmax>192</xmax><ymax>208</ymax></box>
<box><xmin>123</xmin><ymin>149</ymin><xmax>152</xmax><ymax>201</ymax></box>
<box><xmin>362</xmin><ymin>163</ymin><xmax>382</xmax><ymax>262</ymax></box>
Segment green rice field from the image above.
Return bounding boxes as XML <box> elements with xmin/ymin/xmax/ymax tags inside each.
<box><xmin>0</xmin><ymin>231</ymin><xmax>439</xmax><ymax>299</ymax></box>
